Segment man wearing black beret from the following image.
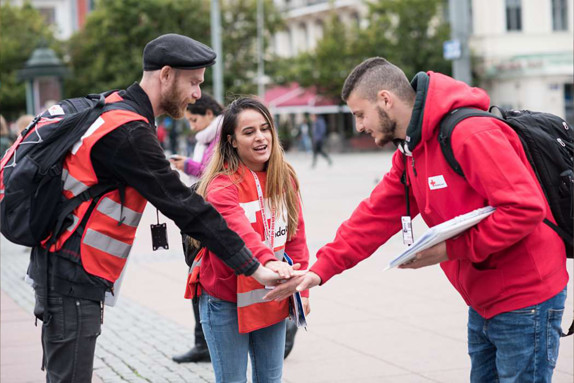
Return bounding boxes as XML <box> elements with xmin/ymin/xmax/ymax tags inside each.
<box><xmin>28</xmin><ymin>33</ymin><xmax>296</xmax><ymax>382</ymax></box>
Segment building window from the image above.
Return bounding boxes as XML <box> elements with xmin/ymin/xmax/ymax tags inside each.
<box><xmin>38</xmin><ymin>7</ymin><xmax>56</xmax><ymax>26</ymax></box>
<box><xmin>505</xmin><ymin>0</ymin><xmax>522</xmax><ymax>31</ymax></box>
<box><xmin>552</xmin><ymin>0</ymin><xmax>568</xmax><ymax>31</ymax></box>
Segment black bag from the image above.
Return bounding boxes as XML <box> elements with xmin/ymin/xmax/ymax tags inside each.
<box><xmin>438</xmin><ymin>107</ymin><xmax>574</xmax><ymax>259</ymax></box>
<box><xmin>0</xmin><ymin>92</ymin><xmax>135</xmax><ymax>246</ymax></box>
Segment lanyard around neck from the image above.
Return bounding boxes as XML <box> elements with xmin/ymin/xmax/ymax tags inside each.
<box><xmin>250</xmin><ymin>170</ymin><xmax>275</xmax><ymax>249</ymax></box>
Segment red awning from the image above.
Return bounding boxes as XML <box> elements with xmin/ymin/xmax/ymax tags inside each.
<box><xmin>264</xmin><ymin>83</ymin><xmax>343</xmax><ymax>114</ymax></box>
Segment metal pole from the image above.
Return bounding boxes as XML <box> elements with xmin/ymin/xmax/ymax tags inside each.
<box><xmin>257</xmin><ymin>0</ymin><xmax>265</xmax><ymax>99</ymax></box>
<box><xmin>211</xmin><ymin>0</ymin><xmax>224</xmax><ymax>103</ymax></box>
<box><xmin>449</xmin><ymin>0</ymin><xmax>472</xmax><ymax>84</ymax></box>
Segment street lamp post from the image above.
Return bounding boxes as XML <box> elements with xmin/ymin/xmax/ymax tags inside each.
<box><xmin>17</xmin><ymin>42</ymin><xmax>69</xmax><ymax>115</ymax></box>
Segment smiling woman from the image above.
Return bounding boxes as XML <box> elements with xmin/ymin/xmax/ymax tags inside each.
<box><xmin>188</xmin><ymin>97</ymin><xmax>311</xmax><ymax>383</ymax></box>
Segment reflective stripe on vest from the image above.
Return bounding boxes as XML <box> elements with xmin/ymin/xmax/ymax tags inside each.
<box><xmin>237</xmin><ymin>288</ymin><xmax>269</xmax><ymax>308</ymax></box>
<box><xmin>62</xmin><ymin>168</ymin><xmax>89</xmax><ymax>197</ymax></box>
<box><xmin>83</xmin><ymin>228</ymin><xmax>131</xmax><ymax>259</ymax></box>
<box><xmin>96</xmin><ymin>197</ymin><xmax>142</xmax><ymax>227</ymax></box>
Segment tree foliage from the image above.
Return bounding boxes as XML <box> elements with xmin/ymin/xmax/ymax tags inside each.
<box><xmin>66</xmin><ymin>0</ymin><xmax>282</xmax><ymax>100</ymax></box>
<box><xmin>0</xmin><ymin>3</ymin><xmax>59</xmax><ymax>120</ymax></box>
<box><xmin>269</xmin><ymin>0</ymin><xmax>451</xmax><ymax>101</ymax></box>
<box><xmin>66</xmin><ymin>0</ymin><xmax>211</xmax><ymax>97</ymax></box>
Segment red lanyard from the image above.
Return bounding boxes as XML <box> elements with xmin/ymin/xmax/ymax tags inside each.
<box><xmin>250</xmin><ymin>170</ymin><xmax>275</xmax><ymax>249</ymax></box>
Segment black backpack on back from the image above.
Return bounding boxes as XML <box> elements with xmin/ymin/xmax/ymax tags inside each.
<box><xmin>438</xmin><ymin>107</ymin><xmax>574</xmax><ymax>259</ymax></box>
<box><xmin>0</xmin><ymin>92</ymin><xmax>136</xmax><ymax>246</ymax></box>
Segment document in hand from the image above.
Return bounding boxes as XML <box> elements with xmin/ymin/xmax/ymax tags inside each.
<box><xmin>385</xmin><ymin>206</ymin><xmax>496</xmax><ymax>270</ymax></box>
<box><xmin>283</xmin><ymin>253</ymin><xmax>308</xmax><ymax>329</ymax></box>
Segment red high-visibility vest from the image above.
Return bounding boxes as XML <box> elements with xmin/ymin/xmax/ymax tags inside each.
<box><xmin>185</xmin><ymin>167</ymin><xmax>289</xmax><ymax>333</ymax></box>
<box><xmin>51</xmin><ymin>92</ymin><xmax>149</xmax><ymax>283</ymax></box>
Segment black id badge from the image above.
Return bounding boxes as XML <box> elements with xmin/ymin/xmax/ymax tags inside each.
<box><xmin>151</xmin><ymin>209</ymin><xmax>169</xmax><ymax>250</ymax></box>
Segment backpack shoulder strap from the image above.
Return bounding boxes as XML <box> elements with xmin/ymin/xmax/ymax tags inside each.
<box><xmin>438</xmin><ymin>108</ymin><xmax>500</xmax><ymax>177</ymax></box>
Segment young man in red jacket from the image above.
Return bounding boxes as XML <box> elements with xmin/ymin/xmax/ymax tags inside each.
<box><xmin>266</xmin><ymin>57</ymin><xmax>569</xmax><ymax>382</ymax></box>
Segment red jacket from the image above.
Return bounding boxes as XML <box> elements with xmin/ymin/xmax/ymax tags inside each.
<box><xmin>311</xmin><ymin>71</ymin><xmax>568</xmax><ymax>319</ymax></box>
<box><xmin>200</xmin><ymin>169</ymin><xmax>310</xmax><ymax>304</ymax></box>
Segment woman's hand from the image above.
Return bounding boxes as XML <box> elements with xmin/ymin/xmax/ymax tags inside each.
<box><xmin>265</xmin><ymin>260</ymin><xmax>301</xmax><ymax>279</ymax></box>
<box><xmin>169</xmin><ymin>155</ymin><xmax>187</xmax><ymax>171</ymax></box>
<box><xmin>301</xmin><ymin>297</ymin><xmax>311</xmax><ymax>316</ymax></box>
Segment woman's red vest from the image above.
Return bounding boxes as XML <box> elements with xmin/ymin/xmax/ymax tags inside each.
<box><xmin>185</xmin><ymin>167</ymin><xmax>289</xmax><ymax>333</ymax></box>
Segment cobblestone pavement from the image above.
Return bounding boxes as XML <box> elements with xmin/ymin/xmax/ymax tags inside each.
<box><xmin>1</xmin><ymin>238</ymin><xmax>217</xmax><ymax>383</ymax></box>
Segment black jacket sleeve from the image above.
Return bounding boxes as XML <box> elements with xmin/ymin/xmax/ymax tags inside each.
<box><xmin>91</xmin><ymin>120</ymin><xmax>258</xmax><ymax>275</ymax></box>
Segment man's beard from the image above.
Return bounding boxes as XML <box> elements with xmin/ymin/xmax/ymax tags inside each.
<box><xmin>375</xmin><ymin>106</ymin><xmax>397</xmax><ymax>147</ymax></box>
<box><xmin>160</xmin><ymin>81</ymin><xmax>185</xmax><ymax>119</ymax></box>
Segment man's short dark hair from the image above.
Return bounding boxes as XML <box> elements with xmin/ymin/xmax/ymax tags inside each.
<box><xmin>341</xmin><ymin>57</ymin><xmax>414</xmax><ymax>103</ymax></box>
<box><xmin>186</xmin><ymin>93</ymin><xmax>223</xmax><ymax>116</ymax></box>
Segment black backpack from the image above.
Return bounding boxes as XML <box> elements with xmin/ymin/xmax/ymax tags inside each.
<box><xmin>438</xmin><ymin>107</ymin><xmax>574</xmax><ymax>259</ymax></box>
<box><xmin>0</xmin><ymin>92</ymin><xmax>136</xmax><ymax>247</ymax></box>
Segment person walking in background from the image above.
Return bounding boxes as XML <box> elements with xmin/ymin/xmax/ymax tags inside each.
<box><xmin>298</xmin><ymin>116</ymin><xmax>312</xmax><ymax>153</ymax></box>
<box><xmin>310</xmin><ymin>113</ymin><xmax>332</xmax><ymax>167</ymax></box>
<box><xmin>187</xmin><ymin>97</ymin><xmax>310</xmax><ymax>382</ymax></box>
<box><xmin>266</xmin><ymin>57</ymin><xmax>568</xmax><ymax>383</ymax></box>
<box><xmin>169</xmin><ymin>93</ymin><xmax>223</xmax><ymax>183</ymax></box>
<box><xmin>22</xmin><ymin>34</ymin><xmax>290</xmax><ymax>383</ymax></box>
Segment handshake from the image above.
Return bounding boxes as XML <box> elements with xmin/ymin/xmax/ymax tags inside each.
<box><xmin>251</xmin><ymin>262</ymin><xmax>322</xmax><ymax>302</ymax></box>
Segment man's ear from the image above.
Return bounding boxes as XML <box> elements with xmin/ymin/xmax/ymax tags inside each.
<box><xmin>206</xmin><ymin>109</ymin><xmax>214</xmax><ymax>118</ymax></box>
<box><xmin>159</xmin><ymin>66</ymin><xmax>173</xmax><ymax>83</ymax></box>
<box><xmin>377</xmin><ymin>90</ymin><xmax>393</xmax><ymax>109</ymax></box>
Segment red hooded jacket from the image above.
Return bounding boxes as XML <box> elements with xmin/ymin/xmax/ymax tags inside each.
<box><xmin>310</xmin><ymin>71</ymin><xmax>568</xmax><ymax>319</ymax></box>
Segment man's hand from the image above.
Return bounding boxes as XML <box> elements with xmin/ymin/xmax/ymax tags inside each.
<box><xmin>265</xmin><ymin>260</ymin><xmax>300</xmax><ymax>279</ymax></box>
<box><xmin>263</xmin><ymin>271</ymin><xmax>321</xmax><ymax>301</ymax></box>
<box><xmin>399</xmin><ymin>241</ymin><xmax>448</xmax><ymax>269</ymax></box>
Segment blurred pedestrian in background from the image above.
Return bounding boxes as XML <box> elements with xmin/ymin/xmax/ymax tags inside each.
<box><xmin>298</xmin><ymin>115</ymin><xmax>312</xmax><ymax>153</ymax></box>
<box><xmin>310</xmin><ymin>113</ymin><xmax>332</xmax><ymax>167</ymax></box>
<box><xmin>169</xmin><ymin>93</ymin><xmax>223</xmax><ymax>183</ymax></box>
<box><xmin>187</xmin><ymin>96</ymin><xmax>310</xmax><ymax>382</ymax></box>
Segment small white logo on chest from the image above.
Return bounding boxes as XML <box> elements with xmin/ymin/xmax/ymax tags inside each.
<box><xmin>428</xmin><ymin>175</ymin><xmax>448</xmax><ymax>190</ymax></box>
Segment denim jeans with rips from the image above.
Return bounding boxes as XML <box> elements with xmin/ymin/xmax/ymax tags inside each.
<box><xmin>199</xmin><ymin>292</ymin><xmax>286</xmax><ymax>383</ymax></box>
<box><xmin>468</xmin><ymin>287</ymin><xmax>567</xmax><ymax>383</ymax></box>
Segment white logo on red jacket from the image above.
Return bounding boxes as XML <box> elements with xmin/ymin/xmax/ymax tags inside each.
<box><xmin>428</xmin><ymin>175</ymin><xmax>448</xmax><ymax>190</ymax></box>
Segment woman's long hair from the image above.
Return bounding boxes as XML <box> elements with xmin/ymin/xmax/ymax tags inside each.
<box><xmin>197</xmin><ymin>97</ymin><xmax>300</xmax><ymax>238</ymax></box>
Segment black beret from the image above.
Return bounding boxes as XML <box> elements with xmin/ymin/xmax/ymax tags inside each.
<box><xmin>143</xmin><ymin>34</ymin><xmax>216</xmax><ymax>71</ymax></box>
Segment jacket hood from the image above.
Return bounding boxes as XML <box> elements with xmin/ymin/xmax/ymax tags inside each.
<box><xmin>404</xmin><ymin>71</ymin><xmax>490</xmax><ymax>153</ymax></box>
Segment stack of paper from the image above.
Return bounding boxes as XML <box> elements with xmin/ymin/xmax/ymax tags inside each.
<box><xmin>283</xmin><ymin>253</ymin><xmax>307</xmax><ymax>329</ymax></box>
<box><xmin>385</xmin><ymin>206</ymin><xmax>496</xmax><ymax>270</ymax></box>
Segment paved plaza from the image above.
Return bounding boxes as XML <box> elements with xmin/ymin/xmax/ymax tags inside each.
<box><xmin>1</xmin><ymin>151</ymin><xmax>573</xmax><ymax>382</ymax></box>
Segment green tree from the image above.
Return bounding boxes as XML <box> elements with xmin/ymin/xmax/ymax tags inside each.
<box><xmin>66</xmin><ymin>0</ymin><xmax>283</xmax><ymax>100</ymax></box>
<box><xmin>270</xmin><ymin>0</ymin><xmax>450</xmax><ymax>100</ymax></box>
<box><xmin>360</xmin><ymin>0</ymin><xmax>451</xmax><ymax>79</ymax></box>
<box><xmin>0</xmin><ymin>3</ymin><xmax>58</xmax><ymax>120</ymax></box>
<box><xmin>66</xmin><ymin>0</ymin><xmax>211</xmax><ymax>97</ymax></box>
<box><xmin>220</xmin><ymin>0</ymin><xmax>283</xmax><ymax>99</ymax></box>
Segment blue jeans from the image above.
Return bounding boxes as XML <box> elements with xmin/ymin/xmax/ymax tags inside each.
<box><xmin>199</xmin><ymin>292</ymin><xmax>286</xmax><ymax>383</ymax></box>
<box><xmin>468</xmin><ymin>288</ymin><xmax>566</xmax><ymax>383</ymax></box>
